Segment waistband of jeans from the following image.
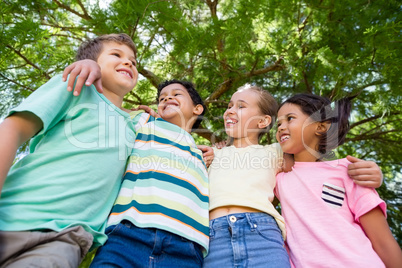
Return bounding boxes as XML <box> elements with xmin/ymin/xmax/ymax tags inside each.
<box><xmin>210</xmin><ymin>212</ymin><xmax>275</xmax><ymax>227</ymax></box>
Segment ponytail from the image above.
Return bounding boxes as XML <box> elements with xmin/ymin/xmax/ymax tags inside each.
<box><xmin>320</xmin><ymin>97</ymin><xmax>352</xmax><ymax>158</ymax></box>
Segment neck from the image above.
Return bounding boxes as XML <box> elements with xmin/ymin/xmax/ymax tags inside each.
<box><xmin>165</xmin><ymin>117</ymin><xmax>193</xmax><ymax>133</ymax></box>
<box><xmin>294</xmin><ymin>151</ymin><xmax>319</xmax><ymax>162</ymax></box>
<box><xmin>102</xmin><ymin>90</ymin><xmax>124</xmax><ymax>108</ymax></box>
<box><xmin>232</xmin><ymin>136</ymin><xmax>259</xmax><ymax>148</ymax></box>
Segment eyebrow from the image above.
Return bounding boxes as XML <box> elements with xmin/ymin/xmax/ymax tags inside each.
<box><xmin>277</xmin><ymin>113</ymin><xmax>296</xmax><ymax>121</ymax></box>
<box><xmin>108</xmin><ymin>48</ymin><xmax>136</xmax><ymax>61</ymax></box>
<box><xmin>229</xmin><ymin>99</ymin><xmax>248</xmax><ymax>104</ymax></box>
<box><xmin>159</xmin><ymin>88</ymin><xmax>186</xmax><ymax>97</ymax></box>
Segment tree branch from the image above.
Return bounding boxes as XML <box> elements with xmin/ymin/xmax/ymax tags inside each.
<box><xmin>53</xmin><ymin>0</ymin><xmax>92</xmax><ymax>20</ymax></box>
<box><xmin>0</xmin><ymin>73</ymin><xmax>35</xmax><ymax>92</ymax></box>
<box><xmin>6</xmin><ymin>45</ymin><xmax>50</xmax><ymax>79</ymax></box>
<box><xmin>205</xmin><ymin>0</ymin><xmax>218</xmax><ymax>18</ymax></box>
<box><xmin>245</xmin><ymin>60</ymin><xmax>285</xmax><ymax>77</ymax></box>
<box><xmin>350</xmin><ymin>111</ymin><xmax>400</xmax><ymax>129</ymax></box>
<box><xmin>205</xmin><ymin>78</ymin><xmax>234</xmax><ymax>101</ymax></box>
<box><xmin>346</xmin><ymin>129</ymin><xmax>399</xmax><ymax>142</ymax></box>
<box><xmin>139</xmin><ymin>67</ymin><xmax>161</xmax><ymax>88</ymax></box>
<box><xmin>206</xmin><ymin>58</ymin><xmax>285</xmax><ymax>101</ymax></box>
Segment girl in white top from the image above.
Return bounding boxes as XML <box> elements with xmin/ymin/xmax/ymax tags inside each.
<box><xmin>203</xmin><ymin>85</ymin><xmax>383</xmax><ymax>268</ymax></box>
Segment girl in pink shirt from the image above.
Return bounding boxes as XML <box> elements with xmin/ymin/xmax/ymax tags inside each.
<box><xmin>275</xmin><ymin>93</ymin><xmax>402</xmax><ymax>267</ymax></box>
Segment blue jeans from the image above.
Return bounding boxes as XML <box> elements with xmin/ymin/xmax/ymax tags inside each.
<box><xmin>90</xmin><ymin>220</ymin><xmax>203</xmax><ymax>268</ymax></box>
<box><xmin>203</xmin><ymin>212</ymin><xmax>290</xmax><ymax>268</ymax></box>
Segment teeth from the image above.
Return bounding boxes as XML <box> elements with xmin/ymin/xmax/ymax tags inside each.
<box><xmin>226</xmin><ymin>119</ymin><xmax>236</xmax><ymax>124</ymax></box>
<box><xmin>280</xmin><ymin>135</ymin><xmax>290</xmax><ymax>142</ymax></box>
<box><xmin>165</xmin><ymin>104</ymin><xmax>178</xmax><ymax>109</ymax></box>
<box><xmin>118</xmin><ymin>71</ymin><xmax>131</xmax><ymax>78</ymax></box>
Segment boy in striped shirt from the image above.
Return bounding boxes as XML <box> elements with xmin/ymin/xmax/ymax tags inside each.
<box><xmin>90</xmin><ymin>79</ymin><xmax>209</xmax><ymax>267</ymax></box>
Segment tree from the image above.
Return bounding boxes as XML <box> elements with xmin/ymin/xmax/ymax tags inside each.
<box><xmin>1</xmin><ymin>0</ymin><xmax>401</xmax><ymax>246</ymax></box>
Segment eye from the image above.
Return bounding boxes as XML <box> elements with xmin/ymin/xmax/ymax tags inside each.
<box><xmin>131</xmin><ymin>60</ymin><xmax>137</xmax><ymax>67</ymax></box>
<box><xmin>174</xmin><ymin>93</ymin><xmax>181</xmax><ymax>96</ymax></box>
<box><xmin>288</xmin><ymin>116</ymin><xmax>295</xmax><ymax>121</ymax></box>
<box><xmin>112</xmin><ymin>52</ymin><xmax>120</xmax><ymax>57</ymax></box>
<box><xmin>159</xmin><ymin>97</ymin><xmax>164</xmax><ymax>102</ymax></box>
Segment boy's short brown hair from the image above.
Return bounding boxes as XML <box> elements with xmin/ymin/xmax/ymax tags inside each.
<box><xmin>75</xmin><ymin>33</ymin><xmax>137</xmax><ymax>61</ymax></box>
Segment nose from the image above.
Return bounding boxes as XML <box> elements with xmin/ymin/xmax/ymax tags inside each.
<box><xmin>226</xmin><ymin>106</ymin><xmax>235</xmax><ymax>114</ymax></box>
<box><xmin>123</xmin><ymin>58</ymin><xmax>132</xmax><ymax>67</ymax></box>
<box><xmin>163</xmin><ymin>95</ymin><xmax>172</xmax><ymax>102</ymax></box>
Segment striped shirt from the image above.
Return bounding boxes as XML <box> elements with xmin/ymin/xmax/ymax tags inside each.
<box><xmin>108</xmin><ymin>111</ymin><xmax>209</xmax><ymax>254</ymax></box>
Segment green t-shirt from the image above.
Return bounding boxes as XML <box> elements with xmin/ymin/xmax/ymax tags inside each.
<box><xmin>0</xmin><ymin>74</ymin><xmax>136</xmax><ymax>249</ymax></box>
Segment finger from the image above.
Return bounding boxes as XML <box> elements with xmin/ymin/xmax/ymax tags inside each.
<box><xmin>348</xmin><ymin>161</ymin><xmax>376</xmax><ymax>171</ymax></box>
<box><xmin>73</xmin><ymin>69</ymin><xmax>90</xmax><ymax>96</ymax></box>
<box><xmin>66</xmin><ymin>66</ymin><xmax>82</xmax><ymax>92</ymax></box>
<box><xmin>93</xmin><ymin>79</ymin><xmax>103</xmax><ymax>93</ymax></box>
<box><xmin>348</xmin><ymin>167</ymin><xmax>375</xmax><ymax>177</ymax></box>
<box><xmin>83</xmin><ymin>72</ymin><xmax>98</xmax><ymax>87</ymax></box>
<box><xmin>353</xmin><ymin>180</ymin><xmax>377</xmax><ymax>188</ymax></box>
<box><xmin>346</xmin><ymin>155</ymin><xmax>363</xmax><ymax>163</ymax></box>
<box><xmin>197</xmin><ymin>145</ymin><xmax>206</xmax><ymax>151</ymax></box>
<box><xmin>349</xmin><ymin>174</ymin><xmax>376</xmax><ymax>181</ymax></box>
<box><xmin>62</xmin><ymin>64</ymin><xmax>74</xmax><ymax>83</ymax></box>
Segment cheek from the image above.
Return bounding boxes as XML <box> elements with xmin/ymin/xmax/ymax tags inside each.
<box><xmin>157</xmin><ymin>105</ymin><xmax>163</xmax><ymax>114</ymax></box>
<box><xmin>275</xmin><ymin>131</ymin><xmax>280</xmax><ymax>142</ymax></box>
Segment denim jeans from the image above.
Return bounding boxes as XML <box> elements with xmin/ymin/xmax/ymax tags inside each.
<box><xmin>203</xmin><ymin>212</ymin><xmax>290</xmax><ymax>268</ymax></box>
<box><xmin>90</xmin><ymin>220</ymin><xmax>203</xmax><ymax>268</ymax></box>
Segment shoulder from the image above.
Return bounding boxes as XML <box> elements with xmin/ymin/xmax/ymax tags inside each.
<box><xmin>130</xmin><ymin>111</ymin><xmax>156</xmax><ymax>127</ymax></box>
<box><xmin>264</xmin><ymin>143</ymin><xmax>282</xmax><ymax>153</ymax></box>
<box><xmin>324</xmin><ymin>158</ymin><xmax>350</xmax><ymax>171</ymax></box>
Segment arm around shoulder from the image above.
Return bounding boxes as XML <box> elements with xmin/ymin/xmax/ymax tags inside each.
<box><xmin>360</xmin><ymin>207</ymin><xmax>402</xmax><ymax>268</ymax></box>
<box><xmin>0</xmin><ymin>112</ymin><xmax>43</xmax><ymax>194</ymax></box>
<box><xmin>347</xmin><ymin>155</ymin><xmax>383</xmax><ymax>188</ymax></box>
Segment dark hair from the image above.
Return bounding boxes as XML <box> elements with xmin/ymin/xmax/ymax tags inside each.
<box><xmin>279</xmin><ymin>93</ymin><xmax>352</xmax><ymax>159</ymax></box>
<box><xmin>236</xmin><ymin>85</ymin><xmax>278</xmax><ymax>140</ymax></box>
<box><xmin>75</xmin><ymin>33</ymin><xmax>137</xmax><ymax>61</ymax></box>
<box><xmin>157</xmin><ymin>79</ymin><xmax>206</xmax><ymax>130</ymax></box>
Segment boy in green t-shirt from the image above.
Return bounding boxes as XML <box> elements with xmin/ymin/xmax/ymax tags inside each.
<box><xmin>0</xmin><ymin>33</ymin><xmax>138</xmax><ymax>267</ymax></box>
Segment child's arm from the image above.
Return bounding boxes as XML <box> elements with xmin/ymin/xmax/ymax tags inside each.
<box><xmin>281</xmin><ymin>153</ymin><xmax>294</xmax><ymax>172</ymax></box>
<box><xmin>62</xmin><ymin>59</ymin><xmax>103</xmax><ymax>96</ymax></box>
<box><xmin>197</xmin><ymin>145</ymin><xmax>214</xmax><ymax>168</ymax></box>
<box><xmin>347</xmin><ymin>155</ymin><xmax>383</xmax><ymax>188</ymax></box>
<box><xmin>134</xmin><ymin>105</ymin><xmax>160</xmax><ymax>118</ymax></box>
<box><xmin>360</xmin><ymin>207</ymin><xmax>402</xmax><ymax>267</ymax></box>
<box><xmin>0</xmin><ymin>112</ymin><xmax>43</xmax><ymax>195</ymax></box>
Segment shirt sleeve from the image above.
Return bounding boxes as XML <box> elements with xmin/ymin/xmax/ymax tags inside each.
<box><xmin>274</xmin><ymin>172</ymin><xmax>283</xmax><ymax>201</ymax></box>
<box><xmin>342</xmin><ymin>160</ymin><xmax>387</xmax><ymax>222</ymax></box>
<box><xmin>129</xmin><ymin>111</ymin><xmax>154</xmax><ymax>133</ymax></box>
<box><xmin>272</xmin><ymin>143</ymin><xmax>284</xmax><ymax>174</ymax></box>
<box><xmin>8</xmin><ymin>74</ymin><xmax>81</xmax><ymax>136</ymax></box>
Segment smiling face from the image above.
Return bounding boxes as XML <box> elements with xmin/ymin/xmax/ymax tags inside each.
<box><xmin>96</xmin><ymin>41</ymin><xmax>138</xmax><ymax>101</ymax></box>
<box><xmin>224</xmin><ymin>89</ymin><xmax>270</xmax><ymax>147</ymax></box>
<box><xmin>276</xmin><ymin>103</ymin><xmax>321</xmax><ymax>162</ymax></box>
<box><xmin>157</xmin><ymin>83</ymin><xmax>203</xmax><ymax>132</ymax></box>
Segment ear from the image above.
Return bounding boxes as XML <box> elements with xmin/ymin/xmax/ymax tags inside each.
<box><xmin>258</xmin><ymin>115</ymin><xmax>272</xmax><ymax>129</ymax></box>
<box><xmin>315</xmin><ymin>121</ymin><xmax>331</xmax><ymax>136</ymax></box>
<box><xmin>193</xmin><ymin>104</ymin><xmax>204</xmax><ymax>116</ymax></box>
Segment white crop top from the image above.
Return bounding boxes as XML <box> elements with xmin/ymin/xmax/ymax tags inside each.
<box><xmin>208</xmin><ymin>143</ymin><xmax>286</xmax><ymax>238</ymax></box>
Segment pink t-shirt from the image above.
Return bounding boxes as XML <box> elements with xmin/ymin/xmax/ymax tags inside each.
<box><xmin>275</xmin><ymin>158</ymin><xmax>386</xmax><ymax>267</ymax></box>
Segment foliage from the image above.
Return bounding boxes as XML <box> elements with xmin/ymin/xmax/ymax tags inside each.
<box><xmin>1</xmin><ymin>0</ymin><xmax>401</xmax><ymax>250</ymax></box>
